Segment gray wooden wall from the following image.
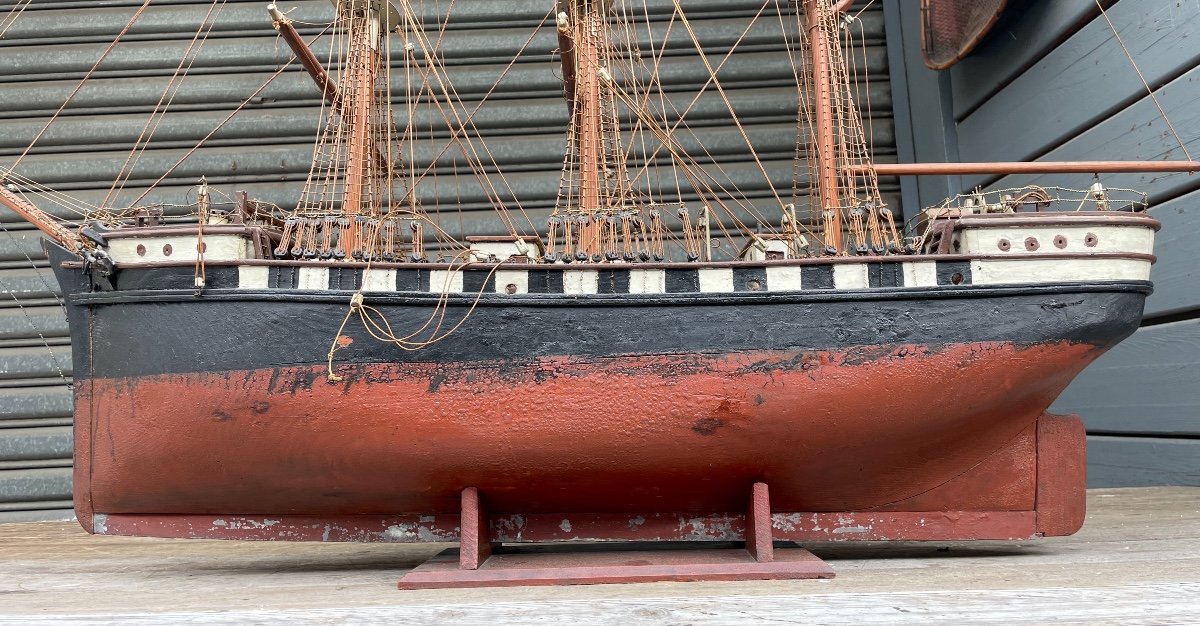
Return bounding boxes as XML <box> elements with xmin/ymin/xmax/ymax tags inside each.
<box><xmin>891</xmin><ymin>0</ymin><xmax>1200</xmax><ymax>486</ymax></box>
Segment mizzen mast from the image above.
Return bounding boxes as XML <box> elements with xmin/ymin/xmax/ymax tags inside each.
<box><xmin>798</xmin><ymin>0</ymin><xmax>899</xmax><ymax>255</ymax></box>
<box><xmin>804</xmin><ymin>0</ymin><xmax>841</xmax><ymax>255</ymax></box>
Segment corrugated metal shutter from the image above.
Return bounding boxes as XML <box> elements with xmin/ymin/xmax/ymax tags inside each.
<box><xmin>0</xmin><ymin>0</ymin><xmax>895</xmax><ymax>522</ymax></box>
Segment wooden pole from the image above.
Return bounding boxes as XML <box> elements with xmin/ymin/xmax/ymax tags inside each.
<box><xmin>576</xmin><ymin>6</ymin><xmax>603</xmax><ymax>217</ymax></box>
<box><xmin>0</xmin><ymin>184</ymin><xmax>83</xmax><ymax>254</ymax></box>
<box><xmin>848</xmin><ymin>161</ymin><xmax>1200</xmax><ymax>176</ymax></box>
<box><xmin>268</xmin><ymin>4</ymin><xmax>393</xmax><ymax>183</ymax></box>
<box><xmin>806</xmin><ymin>0</ymin><xmax>841</xmax><ymax>253</ymax></box>
<box><xmin>268</xmin><ymin>4</ymin><xmax>340</xmax><ymax>105</ymax></box>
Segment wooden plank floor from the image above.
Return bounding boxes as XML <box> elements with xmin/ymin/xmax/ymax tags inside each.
<box><xmin>0</xmin><ymin>487</ymin><xmax>1197</xmax><ymax>624</ymax></box>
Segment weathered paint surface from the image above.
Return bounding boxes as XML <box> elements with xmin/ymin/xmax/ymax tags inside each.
<box><xmin>75</xmin><ymin>339</ymin><xmax>1095</xmax><ymax>537</ymax></box>
<box><xmin>90</xmin><ymin>413</ymin><xmax>1085</xmax><ymax>544</ymax></box>
<box><xmin>93</xmin><ymin>509</ymin><xmax>1042</xmax><ymax>543</ymax></box>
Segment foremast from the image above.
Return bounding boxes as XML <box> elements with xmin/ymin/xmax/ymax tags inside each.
<box><xmin>551</xmin><ymin>0</ymin><xmax>646</xmax><ymax>262</ymax></box>
<box><xmin>282</xmin><ymin>0</ymin><xmax>409</xmax><ymax>261</ymax></box>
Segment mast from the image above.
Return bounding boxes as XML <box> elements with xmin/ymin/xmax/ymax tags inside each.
<box><xmin>574</xmin><ymin>4</ymin><xmax>603</xmax><ymax>218</ymax></box>
<box><xmin>291</xmin><ymin>0</ymin><xmax>400</xmax><ymax>260</ymax></box>
<box><xmin>805</xmin><ymin>0</ymin><xmax>843</xmax><ymax>254</ymax></box>
<box><xmin>554</xmin><ymin>0</ymin><xmax>631</xmax><ymax>261</ymax></box>
<box><xmin>342</xmin><ymin>5</ymin><xmax>380</xmax><ymax>221</ymax></box>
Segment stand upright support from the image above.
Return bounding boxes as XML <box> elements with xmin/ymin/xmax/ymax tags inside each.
<box><xmin>397</xmin><ymin>482</ymin><xmax>835</xmax><ymax>589</ymax></box>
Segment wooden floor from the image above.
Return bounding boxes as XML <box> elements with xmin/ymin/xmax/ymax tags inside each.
<box><xmin>0</xmin><ymin>487</ymin><xmax>1197</xmax><ymax>624</ymax></box>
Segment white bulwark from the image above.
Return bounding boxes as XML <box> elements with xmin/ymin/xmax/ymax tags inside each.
<box><xmin>362</xmin><ymin>268</ymin><xmax>397</xmax><ymax>292</ymax></box>
<box><xmin>221</xmin><ymin>220</ymin><xmax>1155</xmax><ymax>294</ymax></box>
<box><xmin>494</xmin><ymin>270</ymin><xmax>530</xmax><ymax>294</ymax></box>
<box><xmin>628</xmin><ymin>269</ymin><xmax>666</xmax><ymax>294</ymax></box>
<box><xmin>237</xmin><ymin>265</ymin><xmax>269</xmax><ymax>290</ymax></box>
<box><xmin>563</xmin><ymin>270</ymin><xmax>598</xmax><ymax>295</ymax></box>
<box><xmin>902</xmin><ymin>261</ymin><xmax>938</xmax><ymax>287</ymax></box>
<box><xmin>297</xmin><ymin>267</ymin><xmax>329</xmax><ymax>291</ymax></box>
<box><xmin>698</xmin><ymin>268</ymin><xmax>734</xmax><ymax>292</ymax></box>
<box><xmin>832</xmin><ymin>264</ymin><xmax>869</xmax><ymax>289</ymax></box>
<box><xmin>765</xmin><ymin>266</ymin><xmax>803</xmax><ymax>290</ymax></box>
<box><xmin>429</xmin><ymin>269</ymin><xmax>465</xmax><ymax>293</ymax></box>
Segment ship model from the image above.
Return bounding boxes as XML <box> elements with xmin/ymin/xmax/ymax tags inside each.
<box><xmin>1</xmin><ymin>0</ymin><xmax>1195</xmax><ymax>586</ymax></box>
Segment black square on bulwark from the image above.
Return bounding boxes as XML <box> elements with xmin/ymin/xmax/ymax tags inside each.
<box><xmin>268</xmin><ymin>266</ymin><xmax>299</xmax><ymax>289</ymax></box>
<box><xmin>527</xmin><ymin>269</ymin><xmax>564</xmax><ymax>294</ymax></box>
<box><xmin>462</xmin><ymin>269</ymin><xmax>495</xmax><ymax>293</ymax></box>
<box><xmin>204</xmin><ymin>266</ymin><xmax>240</xmax><ymax>289</ymax></box>
<box><xmin>396</xmin><ymin>269</ymin><xmax>430</xmax><ymax>292</ymax></box>
<box><xmin>733</xmin><ymin>267</ymin><xmax>768</xmax><ymax>291</ymax></box>
<box><xmin>665</xmin><ymin>269</ymin><xmax>700</xmax><ymax>293</ymax></box>
<box><xmin>597</xmin><ymin>269</ymin><xmax>630</xmax><ymax>294</ymax></box>
<box><xmin>802</xmin><ymin>265</ymin><xmax>835</xmax><ymax>289</ymax></box>
<box><xmin>868</xmin><ymin>262</ymin><xmax>903</xmax><ymax>288</ymax></box>
<box><xmin>936</xmin><ymin>260</ymin><xmax>972</xmax><ymax>286</ymax></box>
<box><xmin>328</xmin><ymin>268</ymin><xmax>362</xmax><ymax>290</ymax></box>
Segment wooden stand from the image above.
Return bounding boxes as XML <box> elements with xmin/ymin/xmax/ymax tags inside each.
<box><xmin>396</xmin><ymin>482</ymin><xmax>835</xmax><ymax>589</ymax></box>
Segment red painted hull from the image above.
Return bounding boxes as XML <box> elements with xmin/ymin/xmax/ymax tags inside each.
<box><xmin>76</xmin><ymin>340</ymin><xmax>1093</xmax><ymax>540</ymax></box>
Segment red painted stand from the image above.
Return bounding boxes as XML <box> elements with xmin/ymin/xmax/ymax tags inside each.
<box><xmin>397</xmin><ymin>482</ymin><xmax>835</xmax><ymax>589</ymax></box>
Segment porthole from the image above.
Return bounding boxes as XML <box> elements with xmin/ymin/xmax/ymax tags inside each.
<box><xmin>136</xmin><ymin>244</ymin><xmax>146</xmax><ymax>257</ymax></box>
<box><xmin>162</xmin><ymin>244</ymin><xmax>173</xmax><ymax>256</ymax></box>
<box><xmin>997</xmin><ymin>238</ymin><xmax>1011</xmax><ymax>251</ymax></box>
<box><xmin>1024</xmin><ymin>237</ymin><xmax>1039</xmax><ymax>251</ymax></box>
<box><xmin>1084</xmin><ymin>232</ymin><xmax>1099</xmax><ymax>247</ymax></box>
<box><xmin>1053</xmin><ymin>235</ymin><xmax>1068</xmax><ymax>249</ymax></box>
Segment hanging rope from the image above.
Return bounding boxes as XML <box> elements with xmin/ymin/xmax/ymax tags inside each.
<box><xmin>326</xmin><ymin>250</ymin><xmax>501</xmax><ymax>381</ymax></box>
<box><xmin>1094</xmin><ymin>0</ymin><xmax>1194</xmax><ymax>162</ymax></box>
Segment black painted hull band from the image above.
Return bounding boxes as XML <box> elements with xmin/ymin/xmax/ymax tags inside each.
<box><xmin>73</xmin><ymin>284</ymin><xmax>1149</xmax><ymax>380</ymax></box>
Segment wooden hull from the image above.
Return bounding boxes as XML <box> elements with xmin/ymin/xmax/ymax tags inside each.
<box><xmin>51</xmin><ymin>245</ymin><xmax>1148</xmax><ymax>541</ymax></box>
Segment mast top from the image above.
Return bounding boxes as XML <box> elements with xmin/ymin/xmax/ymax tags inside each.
<box><xmin>326</xmin><ymin>0</ymin><xmax>402</xmax><ymax>29</ymax></box>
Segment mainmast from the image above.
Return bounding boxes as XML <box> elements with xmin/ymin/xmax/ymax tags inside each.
<box><xmin>799</xmin><ymin>0</ymin><xmax>899</xmax><ymax>255</ymax></box>
<box><xmin>554</xmin><ymin>0</ymin><xmax>635</xmax><ymax>261</ymax></box>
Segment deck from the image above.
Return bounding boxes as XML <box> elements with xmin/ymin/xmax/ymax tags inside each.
<box><xmin>0</xmin><ymin>487</ymin><xmax>1197</xmax><ymax>624</ymax></box>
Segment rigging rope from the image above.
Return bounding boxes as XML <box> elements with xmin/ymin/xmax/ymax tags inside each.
<box><xmin>106</xmin><ymin>0</ymin><xmax>229</xmax><ymax>208</ymax></box>
<box><xmin>1094</xmin><ymin>0</ymin><xmax>1194</xmax><ymax>162</ymax></box>
<box><xmin>11</xmin><ymin>0</ymin><xmax>155</xmax><ymax>173</ymax></box>
<box><xmin>0</xmin><ymin>0</ymin><xmax>32</xmax><ymax>39</ymax></box>
<box><xmin>131</xmin><ymin>24</ymin><xmax>336</xmax><ymax>207</ymax></box>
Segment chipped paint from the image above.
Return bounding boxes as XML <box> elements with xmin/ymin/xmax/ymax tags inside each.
<box><xmin>382</xmin><ymin>524</ymin><xmax>419</xmax><ymax>542</ymax></box>
<box><xmin>212</xmin><ymin>518</ymin><xmax>281</xmax><ymax>531</ymax></box>
<box><xmin>92</xmin><ymin>513</ymin><xmax>108</xmax><ymax>535</ymax></box>
<box><xmin>772</xmin><ymin>513</ymin><xmax>799</xmax><ymax>532</ymax></box>
<box><xmin>678</xmin><ymin>515</ymin><xmax>738</xmax><ymax>541</ymax></box>
<box><xmin>492</xmin><ymin>514</ymin><xmax>528</xmax><ymax>542</ymax></box>
<box><xmin>90</xmin><ymin>508</ymin><xmax>1041</xmax><ymax>543</ymax></box>
<box><xmin>559</xmin><ymin>519</ymin><xmax>572</xmax><ymax>533</ymax></box>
